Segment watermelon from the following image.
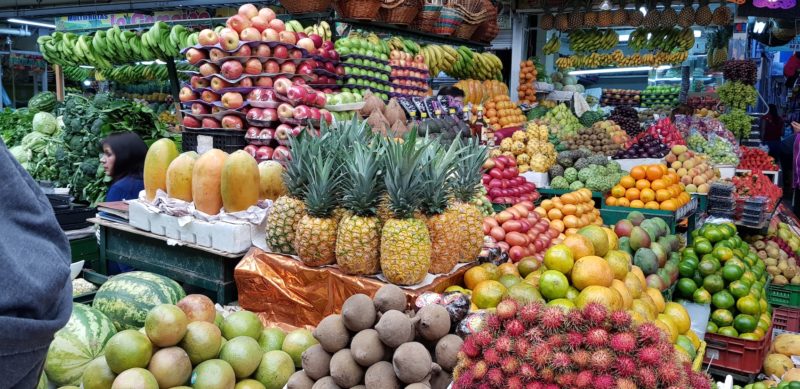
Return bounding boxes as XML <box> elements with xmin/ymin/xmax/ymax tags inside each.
<box><xmin>92</xmin><ymin>271</ymin><xmax>185</xmax><ymax>331</ymax></box>
<box><xmin>45</xmin><ymin>303</ymin><xmax>117</xmax><ymax>387</ymax></box>
<box><xmin>28</xmin><ymin>91</ymin><xmax>57</xmax><ymax>113</ymax></box>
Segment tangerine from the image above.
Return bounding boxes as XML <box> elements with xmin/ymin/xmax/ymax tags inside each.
<box><xmin>630</xmin><ymin>200</ymin><xmax>645</xmax><ymax>208</ymax></box>
<box><xmin>635</xmin><ymin>179</ymin><xmax>651</xmax><ymax>190</ymax></box>
<box><xmin>571</xmin><ymin>255</ymin><xmax>614</xmax><ymax>290</ymax></box>
<box><xmin>472</xmin><ymin>280</ymin><xmax>507</xmax><ymax>309</ymax></box>
<box><xmin>625</xmin><ymin>188</ymin><xmax>640</xmax><ymax>201</ymax></box>
<box><xmin>651</xmin><ymin>179</ymin><xmax>667</xmax><ymax>191</ymax></box>
<box><xmin>645</xmin><ymin>201</ymin><xmax>661</xmax><ymax>210</ymax></box>
<box><xmin>606</xmin><ymin>197</ymin><xmax>618</xmax><ymax>206</ymax></box>
<box><xmin>631</xmin><ymin>166</ymin><xmax>646</xmax><ymax>180</ymax></box>
<box><xmin>640</xmin><ymin>188</ymin><xmax>656</xmax><ymax>203</ymax></box>
<box><xmin>616</xmin><ymin>198</ymin><xmax>630</xmax><ymax>207</ymax></box>
<box><xmin>646</xmin><ymin>165</ymin><xmax>664</xmax><ymax>181</ymax></box>
<box><xmin>620</xmin><ymin>176</ymin><xmax>636</xmax><ymax>189</ymax></box>
<box><xmin>660</xmin><ymin>199</ymin><xmax>678</xmax><ymax>211</ymax></box>
<box><xmin>611</xmin><ymin>185</ymin><xmax>626</xmax><ymax>198</ymax></box>
<box><xmin>465</xmin><ymin>266</ymin><xmax>494</xmax><ymax>290</ymax></box>
<box><xmin>656</xmin><ymin>189</ymin><xmax>671</xmax><ymax>202</ymax></box>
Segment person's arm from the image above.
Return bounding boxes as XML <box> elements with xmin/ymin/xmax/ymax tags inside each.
<box><xmin>792</xmin><ymin>121</ymin><xmax>800</xmax><ymax>133</ymax></box>
<box><xmin>0</xmin><ymin>140</ymin><xmax>72</xmax><ymax>387</ymax></box>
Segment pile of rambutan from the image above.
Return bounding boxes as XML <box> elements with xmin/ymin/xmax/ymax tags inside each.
<box><xmin>453</xmin><ymin>300</ymin><xmax>713</xmax><ymax>389</ymax></box>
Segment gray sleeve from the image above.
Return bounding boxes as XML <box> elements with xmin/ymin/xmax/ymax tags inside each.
<box><xmin>0</xmin><ymin>140</ymin><xmax>72</xmax><ymax>381</ymax></box>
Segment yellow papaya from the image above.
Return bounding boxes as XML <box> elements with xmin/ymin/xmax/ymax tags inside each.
<box><xmin>192</xmin><ymin>149</ymin><xmax>228</xmax><ymax>215</ymax></box>
<box><xmin>143</xmin><ymin>138</ymin><xmax>179</xmax><ymax>201</ymax></box>
<box><xmin>166</xmin><ymin>151</ymin><xmax>198</xmax><ymax>202</ymax></box>
<box><xmin>221</xmin><ymin>150</ymin><xmax>259</xmax><ymax>213</ymax></box>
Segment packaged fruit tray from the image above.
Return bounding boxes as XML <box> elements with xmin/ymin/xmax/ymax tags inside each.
<box><xmin>703</xmin><ymin>325</ymin><xmax>773</xmax><ymax>374</ymax></box>
<box><xmin>766</xmin><ymin>281</ymin><xmax>800</xmax><ymax>308</ymax></box>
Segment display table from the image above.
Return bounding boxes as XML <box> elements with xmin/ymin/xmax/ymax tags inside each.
<box><xmin>89</xmin><ymin>218</ymin><xmax>242</xmax><ymax>303</ymax></box>
<box><xmin>235</xmin><ymin>247</ymin><xmax>475</xmax><ymax>328</ymax></box>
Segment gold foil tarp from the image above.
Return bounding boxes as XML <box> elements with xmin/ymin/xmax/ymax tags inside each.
<box><xmin>234</xmin><ymin>247</ymin><xmax>473</xmax><ymax>329</ymax></box>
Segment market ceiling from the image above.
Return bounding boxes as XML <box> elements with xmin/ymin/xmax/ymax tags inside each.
<box><xmin>0</xmin><ymin>0</ymin><xmax>281</xmax><ymax>18</ymax></box>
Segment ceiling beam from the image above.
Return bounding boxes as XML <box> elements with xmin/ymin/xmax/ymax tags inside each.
<box><xmin>0</xmin><ymin>0</ymin><xmax>280</xmax><ymax>19</ymax></box>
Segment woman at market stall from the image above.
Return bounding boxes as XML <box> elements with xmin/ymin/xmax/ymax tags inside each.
<box><xmin>438</xmin><ymin>85</ymin><xmax>465</xmax><ymax>105</ymax></box>
<box><xmin>762</xmin><ymin>104</ymin><xmax>785</xmax><ymax>161</ymax></box>
<box><xmin>0</xmin><ymin>141</ymin><xmax>72</xmax><ymax>388</ymax></box>
<box><xmin>100</xmin><ymin>132</ymin><xmax>146</xmax><ymax>274</ymax></box>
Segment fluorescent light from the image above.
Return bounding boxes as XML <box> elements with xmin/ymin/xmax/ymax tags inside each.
<box><xmin>136</xmin><ymin>60</ymin><xmax>166</xmax><ymax>65</ymax></box>
<box><xmin>694</xmin><ymin>30</ymin><xmax>702</xmax><ymax>37</ymax></box>
<box><xmin>619</xmin><ymin>34</ymin><xmax>630</xmax><ymax>42</ymax></box>
<box><xmin>754</xmin><ymin>21</ymin><xmax>766</xmax><ymax>33</ymax></box>
<box><xmin>600</xmin><ymin>0</ymin><xmax>612</xmax><ymax>10</ymax></box>
<box><xmin>569</xmin><ymin>65</ymin><xmax>671</xmax><ymax>76</ymax></box>
<box><xmin>79</xmin><ymin>65</ymin><xmax>94</xmax><ymax>69</ymax></box>
<box><xmin>640</xmin><ymin>6</ymin><xmax>647</xmax><ymax>15</ymax></box>
<box><xmin>8</xmin><ymin>18</ymin><xmax>56</xmax><ymax>29</ymax></box>
<box><xmin>83</xmin><ymin>80</ymin><xmax>91</xmax><ymax>86</ymax></box>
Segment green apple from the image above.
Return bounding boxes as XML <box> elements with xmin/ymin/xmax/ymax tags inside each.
<box><xmin>346</xmin><ymin>78</ymin><xmax>357</xmax><ymax>85</ymax></box>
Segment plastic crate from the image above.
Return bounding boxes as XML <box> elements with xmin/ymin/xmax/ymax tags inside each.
<box><xmin>54</xmin><ymin>206</ymin><xmax>96</xmax><ymax>231</ymax></box>
<box><xmin>703</xmin><ymin>326</ymin><xmax>773</xmax><ymax>374</ymax></box>
<box><xmin>600</xmin><ymin>200</ymin><xmax>697</xmax><ymax>234</ymax></box>
<box><xmin>692</xmin><ymin>341</ymin><xmax>707</xmax><ymax>372</ymax></box>
<box><xmin>182</xmin><ymin>129</ymin><xmax>247</xmax><ymax>153</ymax></box>
<box><xmin>767</xmin><ymin>282</ymin><xmax>800</xmax><ymax>307</ymax></box>
<box><xmin>772</xmin><ymin>306</ymin><xmax>800</xmax><ymax>333</ymax></box>
<box><xmin>70</xmin><ymin>236</ymin><xmax>99</xmax><ymax>264</ymax></box>
<box><xmin>692</xmin><ymin>193</ymin><xmax>708</xmax><ymax>214</ymax></box>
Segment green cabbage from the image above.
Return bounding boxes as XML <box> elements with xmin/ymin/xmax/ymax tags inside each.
<box><xmin>9</xmin><ymin>145</ymin><xmax>31</xmax><ymax>163</ymax></box>
<box><xmin>21</xmin><ymin>132</ymin><xmax>50</xmax><ymax>153</ymax></box>
<box><xmin>32</xmin><ymin>112</ymin><xmax>58</xmax><ymax>135</ymax></box>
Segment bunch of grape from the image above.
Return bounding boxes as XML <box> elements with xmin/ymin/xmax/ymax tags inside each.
<box><xmin>719</xmin><ymin>108</ymin><xmax>754</xmax><ymax>141</ymax></box>
<box><xmin>687</xmin><ymin>133</ymin><xmax>708</xmax><ymax>152</ymax></box>
<box><xmin>609</xmin><ymin>106</ymin><xmax>642</xmax><ymax>136</ymax></box>
<box><xmin>717</xmin><ymin>81</ymin><xmax>757</xmax><ymax>110</ymax></box>
<box><xmin>723</xmin><ymin>60</ymin><xmax>757</xmax><ymax>86</ymax></box>
<box><xmin>706</xmin><ymin>136</ymin><xmax>740</xmax><ymax>165</ymax></box>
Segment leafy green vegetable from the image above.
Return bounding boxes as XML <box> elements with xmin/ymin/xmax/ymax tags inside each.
<box><xmin>32</xmin><ymin>111</ymin><xmax>58</xmax><ymax>135</ymax></box>
<box><xmin>0</xmin><ymin>108</ymin><xmax>34</xmax><ymax>146</ymax></box>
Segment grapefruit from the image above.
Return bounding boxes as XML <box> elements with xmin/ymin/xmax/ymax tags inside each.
<box><xmin>255</xmin><ymin>350</ymin><xmax>295</xmax><ymax>389</ymax></box>
<box><xmin>144</xmin><ymin>304</ymin><xmax>188</xmax><ymax>347</ymax></box>
<box><xmin>221</xmin><ymin>311</ymin><xmax>263</xmax><ymax>340</ymax></box>
<box><xmin>472</xmin><ymin>280</ymin><xmax>507</xmax><ymax>309</ymax></box>
<box><xmin>180</xmin><ymin>321</ymin><xmax>222</xmax><ymax>365</ymax></box>
<box><xmin>578</xmin><ymin>225</ymin><xmax>610</xmax><ymax>256</ymax></box>
<box><xmin>177</xmin><ymin>294</ymin><xmax>216</xmax><ymax>323</ymax></box>
<box><xmin>110</xmin><ymin>368</ymin><xmax>158</xmax><ymax>389</ymax></box>
<box><xmin>82</xmin><ymin>356</ymin><xmax>117</xmax><ymax>389</ymax></box>
<box><xmin>571</xmin><ymin>256</ymin><xmax>614</xmax><ymax>290</ymax></box>
<box><xmin>236</xmin><ymin>379</ymin><xmax>267</xmax><ymax>389</ymax></box>
<box><xmin>281</xmin><ymin>329</ymin><xmax>319</xmax><ymax>368</ymax></box>
<box><xmin>575</xmin><ymin>285</ymin><xmax>622</xmax><ymax>311</ymax></box>
<box><xmin>543</xmin><ymin>244</ymin><xmax>574</xmax><ymax>274</ymax></box>
<box><xmin>220</xmin><ymin>336</ymin><xmax>264</xmax><ymax>378</ymax></box>
<box><xmin>258</xmin><ymin>327</ymin><xmax>286</xmax><ymax>353</ymax></box>
<box><xmin>610</xmin><ymin>279</ymin><xmax>633</xmax><ymax>309</ymax></box>
<box><xmin>562</xmin><ymin>234</ymin><xmax>594</xmax><ymax>259</ymax></box>
<box><xmin>464</xmin><ymin>266</ymin><xmax>494</xmax><ymax>290</ymax></box>
<box><xmin>147</xmin><ymin>347</ymin><xmax>192</xmax><ymax>388</ymax></box>
<box><xmin>192</xmin><ymin>359</ymin><xmax>236</xmax><ymax>389</ymax></box>
<box><xmin>605</xmin><ymin>250</ymin><xmax>632</xmax><ymax>280</ymax></box>
<box><xmin>539</xmin><ymin>270</ymin><xmax>570</xmax><ymax>300</ymax></box>
<box><xmin>105</xmin><ymin>330</ymin><xmax>154</xmax><ymax>374</ymax></box>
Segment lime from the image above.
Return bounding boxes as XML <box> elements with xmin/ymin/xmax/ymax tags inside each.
<box><xmin>677</xmin><ymin>278</ymin><xmax>698</xmax><ymax>298</ymax></box>
<box><xmin>711</xmin><ymin>309</ymin><xmax>734</xmax><ymax>327</ymax></box>
<box><xmin>728</xmin><ymin>280</ymin><xmax>751</xmax><ymax>299</ymax></box>
<box><xmin>721</xmin><ymin>264</ymin><xmax>744</xmax><ymax>282</ymax></box>
<box><xmin>736</xmin><ymin>295</ymin><xmax>761</xmax><ymax>316</ymax></box>
<box><xmin>539</xmin><ymin>270</ymin><xmax>570</xmax><ymax>301</ymax></box>
<box><xmin>733</xmin><ymin>314</ymin><xmax>758</xmax><ymax>334</ymax></box>
<box><xmin>717</xmin><ymin>326</ymin><xmax>739</xmax><ymax>337</ymax></box>
<box><xmin>703</xmin><ymin>274</ymin><xmax>725</xmax><ymax>293</ymax></box>
<box><xmin>706</xmin><ymin>321</ymin><xmax>718</xmax><ymax>334</ymax></box>
<box><xmin>692</xmin><ymin>288</ymin><xmax>712</xmax><ymax>304</ymax></box>
<box><xmin>711</xmin><ymin>290</ymin><xmax>735</xmax><ymax>309</ymax></box>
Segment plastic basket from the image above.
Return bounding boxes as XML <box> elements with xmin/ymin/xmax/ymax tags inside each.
<box><xmin>279</xmin><ymin>0</ymin><xmax>332</xmax><ymax>13</ymax></box>
<box><xmin>182</xmin><ymin>129</ymin><xmax>247</xmax><ymax>154</ymax></box>
<box><xmin>772</xmin><ymin>306</ymin><xmax>800</xmax><ymax>333</ymax></box>
<box><xmin>766</xmin><ymin>282</ymin><xmax>800</xmax><ymax>307</ymax></box>
<box><xmin>703</xmin><ymin>326</ymin><xmax>772</xmax><ymax>374</ymax></box>
<box><xmin>692</xmin><ymin>341</ymin><xmax>707</xmax><ymax>372</ymax></box>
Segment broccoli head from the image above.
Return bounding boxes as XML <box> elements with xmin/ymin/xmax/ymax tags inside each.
<box><xmin>550</xmin><ymin>176</ymin><xmax>570</xmax><ymax>189</ymax></box>
<box><xmin>564</xmin><ymin>167</ymin><xmax>579</xmax><ymax>183</ymax></box>
<box><xmin>569</xmin><ymin>180</ymin><xmax>584</xmax><ymax>191</ymax></box>
<box><xmin>549</xmin><ymin>164</ymin><xmax>565</xmax><ymax>178</ymax></box>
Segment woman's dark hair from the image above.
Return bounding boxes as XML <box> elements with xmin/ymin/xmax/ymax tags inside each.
<box><xmin>670</xmin><ymin>103</ymin><xmax>694</xmax><ymax>120</ymax></box>
<box><xmin>438</xmin><ymin>86</ymin><xmax>465</xmax><ymax>98</ymax></box>
<box><xmin>767</xmin><ymin>104</ymin><xmax>779</xmax><ymax>118</ymax></box>
<box><xmin>102</xmin><ymin>132</ymin><xmax>147</xmax><ymax>181</ymax></box>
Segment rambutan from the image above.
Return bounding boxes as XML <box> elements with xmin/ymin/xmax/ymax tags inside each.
<box><xmin>566</xmin><ymin>331</ymin><xmax>584</xmax><ymax>349</ymax></box>
<box><xmin>487</xmin><ymin>368</ymin><xmax>504</xmax><ymax>387</ymax></box>
<box><xmin>454</xmin><ymin>372</ymin><xmax>474</xmax><ymax>388</ymax></box>
<box><xmin>539</xmin><ymin>306</ymin><xmax>566</xmax><ymax>332</ymax></box>
<box><xmin>590</xmin><ymin>349</ymin><xmax>614</xmax><ymax>371</ymax></box>
<box><xmin>571</xmin><ymin>350</ymin><xmax>591</xmax><ymax>368</ymax></box>
<box><xmin>614</xmin><ymin>356</ymin><xmax>637</xmax><ymax>377</ymax></box>
<box><xmin>508</xmin><ymin>376</ymin><xmax>524</xmax><ymax>389</ymax></box>
<box><xmin>514</xmin><ymin>338</ymin><xmax>531</xmax><ymax>358</ymax></box>
<box><xmin>505</xmin><ymin>319</ymin><xmax>525</xmax><ymax>337</ymax></box>
<box><xmin>636</xmin><ymin>367</ymin><xmax>658</xmax><ymax>389</ymax></box>
<box><xmin>545</xmin><ymin>334</ymin><xmax>564</xmax><ymax>349</ymax></box>
<box><xmin>582</xmin><ymin>302</ymin><xmax>609</xmax><ymax>325</ymax></box>
<box><xmin>495</xmin><ymin>335</ymin><xmax>513</xmax><ymax>355</ymax></box>
<box><xmin>486</xmin><ymin>314</ymin><xmax>502</xmax><ymax>331</ymax></box>
<box><xmin>474</xmin><ymin>330</ymin><xmax>494</xmax><ymax>347</ymax></box>
<box><xmin>610</xmin><ymin>332</ymin><xmax>637</xmax><ymax>353</ymax></box>
<box><xmin>637</xmin><ymin>322</ymin><xmax>665</xmax><ymax>345</ymax></box>
<box><xmin>594</xmin><ymin>374</ymin><xmax>615</xmax><ymax>389</ymax></box>
<box><xmin>616</xmin><ymin>378</ymin><xmax>638</xmax><ymax>389</ymax></box>
<box><xmin>531</xmin><ymin>345</ymin><xmax>551</xmax><ymax>368</ymax></box>
<box><xmin>688</xmin><ymin>371</ymin><xmax>713</xmax><ymax>389</ymax></box>
<box><xmin>585</xmin><ymin>327</ymin><xmax>609</xmax><ymax>348</ymax></box>
<box><xmin>566</xmin><ymin>308</ymin><xmax>586</xmax><ymax>328</ymax></box>
<box><xmin>519</xmin><ymin>364</ymin><xmax>537</xmax><ymax>380</ymax></box>
<box><xmin>657</xmin><ymin>362</ymin><xmax>685</xmax><ymax>386</ymax></box>
<box><xmin>637</xmin><ymin>346</ymin><xmax>662</xmax><ymax>365</ymax></box>
<box><xmin>501</xmin><ymin>356</ymin><xmax>520</xmax><ymax>374</ymax></box>
<box><xmin>496</xmin><ymin>299</ymin><xmax>519</xmax><ymax>320</ymax></box>
<box><xmin>539</xmin><ymin>367</ymin><xmax>554</xmax><ymax>382</ymax></box>
<box><xmin>472</xmin><ymin>360</ymin><xmax>488</xmax><ymax>379</ymax></box>
<box><xmin>462</xmin><ymin>337</ymin><xmax>481</xmax><ymax>358</ymax></box>
<box><xmin>543</xmin><ymin>385</ymin><xmax>559</xmax><ymax>389</ymax></box>
<box><xmin>477</xmin><ymin>384</ymin><xmax>491</xmax><ymax>389</ymax></box>
<box><xmin>519</xmin><ymin>304</ymin><xmax>540</xmax><ymax>325</ymax></box>
<box><xmin>555</xmin><ymin>372</ymin><xmax>576</xmax><ymax>387</ymax></box>
<box><xmin>574</xmin><ymin>370</ymin><xmax>593</xmax><ymax>388</ymax></box>
<box><xmin>550</xmin><ymin>351</ymin><xmax>572</xmax><ymax>370</ymax></box>
<box><xmin>524</xmin><ymin>327</ymin><xmax>545</xmax><ymax>343</ymax></box>
<box><xmin>483</xmin><ymin>348</ymin><xmax>501</xmax><ymax>366</ymax></box>
<box><xmin>610</xmin><ymin>310</ymin><xmax>632</xmax><ymax>329</ymax></box>
<box><xmin>525</xmin><ymin>382</ymin><xmax>544</xmax><ymax>389</ymax></box>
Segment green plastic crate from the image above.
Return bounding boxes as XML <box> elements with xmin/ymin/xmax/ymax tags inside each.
<box><xmin>766</xmin><ymin>282</ymin><xmax>800</xmax><ymax>308</ymax></box>
<box><xmin>70</xmin><ymin>236</ymin><xmax>99</xmax><ymax>263</ymax></box>
<box><xmin>692</xmin><ymin>193</ymin><xmax>707</xmax><ymax>214</ymax></box>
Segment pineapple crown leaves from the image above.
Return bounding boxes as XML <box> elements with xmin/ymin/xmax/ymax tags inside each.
<box><xmin>419</xmin><ymin>138</ymin><xmax>463</xmax><ymax>216</ymax></box>
<box><xmin>284</xmin><ymin>130</ymin><xmax>313</xmax><ymax>199</ymax></box>
<box><xmin>452</xmin><ymin>138</ymin><xmax>489</xmax><ymax>203</ymax></box>
<box><xmin>341</xmin><ymin>142</ymin><xmax>382</xmax><ymax>217</ymax></box>
<box><xmin>302</xmin><ymin>148</ymin><xmax>343</xmax><ymax>218</ymax></box>
<box><xmin>381</xmin><ymin>129</ymin><xmax>430</xmax><ymax>219</ymax></box>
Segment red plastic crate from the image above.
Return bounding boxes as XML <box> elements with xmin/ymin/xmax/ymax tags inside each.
<box><xmin>703</xmin><ymin>326</ymin><xmax>773</xmax><ymax>374</ymax></box>
<box><xmin>773</xmin><ymin>306</ymin><xmax>800</xmax><ymax>333</ymax></box>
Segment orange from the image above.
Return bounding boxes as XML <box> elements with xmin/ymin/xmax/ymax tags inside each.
<box><xmin>651</xmin><ymin>179</ymin><xmax>667</xmax><ymax>191</ymax></box>
<box><xmin>616</xmin><ymin>198</ymin><xmax>630</xmax><ymax>207</ymax></box>
<box><xmin>660</xmin><ymin>199</ymin><xmax>678</xmax><ymax>211</ymax></box>
<box><xmin>550</xmin><ymin>219</ymin><xmax>565</xmax><ymax>232</ymax></box>
<box><xmin>562</xmin><ymin>204</ymin><xmax>577</xmax><ymax>215</ymax></box>
<box><xmin>646</xmin><ymin>165</ymin><xmax>664</xmax><ymax>181</ymax></box>
<box><xmin>465</xmin><ymin>266</ymin><xmax>494</xmax><ymax>290</ymax></box>
<box><xmin>631</xmin><ymin>166</ymin><xmax>646</xmax><ymax>180</ymax></box>
<box><xmin>656</xmin><ymin>189</ymin><xmax>671</xmax><ymax>202</ymax></box>
<box><xmin>625</xmin><ymin>188</ymin><xmax>640</xmax><ymax>201</ymax></box>
<box><xmin>570</xmin><ymin>256</ymin><xmax>614</xmax><ymax>290</ymax></box>
<box><xmin>645</xmin><ymin>201</ymin><xmax>660</xmax><ymax>210</ymax></box>
<box><xmin>562</xmin><ymin>234</ymin><xmax>595</xmax><ymax>259</ymax></box>
<box><xmin>630</xmin><ymin>200</ymin><xmax>645</xmax><ymax>208</ymax></box>
<box><xmin>635</xmin><ymin>179</ymin><xmax>651</xmax><ymax>190</ymax></box>
<box><xmin>640</xmin><ymin>188</ymin><xmax>655</xmax><ymax>203</ymax></box>
<box><xmin>563</xmin><ymin>214</ymin><xmax>580</xmax><ymax>229</ymax></box>
<box><xmin>605</xmin><ymin>197</ymin><xmax>618</xmax><ymax>206</ymax></box>
<box><xmin>619</xmin><ymin>176</ymin><xmax>636</xmax><ymax>189</ymax></box>
<box><xmin>611</xmin><ymin>185</ymin><xmax>626</xmax><ymax>198</ymax></box>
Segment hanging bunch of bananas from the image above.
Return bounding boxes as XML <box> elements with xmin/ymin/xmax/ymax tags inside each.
<box><xmin>387</xmin><ymin>36</ymin><xmax>421</xmax><ymax>55</ymax></box>
<box><xmin>62</xmin><ymin>66</ymin><xmax>92</xmax><ymax>82</ymax></box>
<box><xmin>556</xmin><ymin>50</ymin><xmax>688</xmax><ymax>69</ymax></box>
<box><xmin>97</xmin><ymin>62</ymin><xmax>193</xmax><ymax>84</ymax></box>
<box><xmin>421</xmin><ymin>44</ymin><xmax>502</xmax><ymax>81</ymax></box>
<box><xmin>294</xmin><ymin>20</ymin><xmax>332</xmax><ymax>41</ymax></box>
<box><xmin>628</xmin><ymin>27</ymin><xmax>694</xmax><ymax>52</ymax></box>
<box><xmin>543</xmin><ymin>35</ymin><xmax>561</xmax><ymax>55</ymax></box>
<box><xmin>568</xmin><ymin>29</ymin><xmax>618</xmax><ymax>52</ymax></box>
<box><xmin>38</xmin><ymin>22</ymin><xmax>198</xmax><ymax>69</ymax></box>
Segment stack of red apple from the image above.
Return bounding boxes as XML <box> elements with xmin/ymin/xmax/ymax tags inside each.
<box><xmin>625</xmin><ymin>118</ymin><xmax>685</xmax><ymax>149</ymax></box>
<box><xmin>179</xmin><ymin>4</ymin><xmax>339</xmax><ymax>160</ymax></box>
<box><xmin>482</xmin><ymin>201</ymin><xmax>559</xmax><ymax>262</ymax></box>
<box><xmin>389</xmin><ymin>49</ymin><xmax>430</xmax><ymax>98</ymax></box>
<box><xmin>481</xmin><ymin>155</ymin><xmax>540</xmax><ymax>205</ymax></box>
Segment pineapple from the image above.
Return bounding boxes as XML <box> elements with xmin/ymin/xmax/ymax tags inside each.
<box><xmin>380</xmin><ymin>132</ymin><xmax>431</xmax><ymax>285</ymax></box>
<box><xmin>584</xmin><ymin>11</ymin><xmax>598</xmax><ymax>28</ymax></box>
<box><xmin>628</xmin><ymin>9</ymin><xmax>644</xmax><ymax>26</ymax></box>
<box><xmin>611</xmin><ymin>1</ymin><xmax>628</xmax><ymax>27</ymax></box>
<box><xmin>597</xmin><ymin>10</ymin><xmax>613</xmax><ymax>27</ymax></box>
<box><xmin>265</xmin><ymin>133</ymin><xmax>311</xmax><ymax>254</ymax></box>
<box><xmin>712</xmin><ymin>5</ymin><xmax>732</xmax><ymax>26</ymax></box>
<box><xmin>555</xmin><ymin>14</ymin><xmax>569</xmax><ymax>31</ymax></box>
<box><xmin>419</xmin><ymin>140</ymin><xmax>461</xmax><ymax>275</ymax></box>
<box><xmin>568</xmin><ymin>10</ymin><xmax>584</xmax><ymax>30</ymax></box>
<box><xmin>695</xmin><ymin>0</ymin><xmax>712</xmax><ymax>26</ymax></box>
<box><xmin>661</xmin><ymin>2</ymin><xmax>678</xmax><ymax>27</ymax></box>
<box><xmin>540</xmin><ymin>14</ymin><xmax>554</xmax><ymax>30</ymax></box>
<box><xmin>642</xmin><ymin>6</ymin><xmax>660</xmax><ymax>29</ymax></box>
<box><xmin>677</xmin><ymin>0</ymin><xmax>695</xmax><ymax>28</ymax></box>
<box><xmin>451</xmin><ymin>138</ymin><xmax>489</xmax><ymax>263</ymax></box>
<box><xmin>336</xmin><ymin>142</ymin><xmax>382</xmax><ymax>275</ymax></box>
<box><xmin>293</xmin><ymin>137</ymin><xmax>342</xmax><ymax>266</ymax></box>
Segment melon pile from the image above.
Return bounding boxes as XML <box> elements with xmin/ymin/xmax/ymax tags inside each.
<box><xmin>143</xmin><ymin>138</ymin><xmax>287</xmax><ymax>215</ymax></box>
<box><xmin>288</xmin><ymin>285</ymin><xmax>458</xmax><ymax>388</ymax></box>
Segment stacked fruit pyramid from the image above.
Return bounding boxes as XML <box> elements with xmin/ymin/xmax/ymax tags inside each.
<box><xmin>335</xmin><ymin>33</ymin><xmax>393</xmax><ymax>101</ymax></box>
<box><xmin>677</xmin><ymin>223</ymin><xmax>772</xmax><ymax>341</ymax></box>
<box><xmin>605</xmin><ymin>164</ymin><xmax>692</xmax><ymax>212</ymax></box>
<box><xmin>387</xmin><ymin>37</ymin><xmax>430</xmax><ymax>98</ymax></box>
<box><xmin>178</xmin><ymin>4</ymin><xmax>335</xmax><ymax>161</ymax></box>
<box><xmin>484</xmin><ymin>95</ymin><xmax>525</xmax><ymax>131</ymax></box>
<box><xmin>517</xmin><ymin>59</ymin><xmax>538</xmax><ymax>105</ymax></box>
<box><xmin>288</xmin><ymin>285</ymin><xmax>460</xmax><ymax>388</ymax></box>
<box><xmin>265</xmin><ymin>120</ymin><xmax>489</xmax><ymax>284</ymax></box>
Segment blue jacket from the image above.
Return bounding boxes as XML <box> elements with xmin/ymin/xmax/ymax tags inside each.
<box><xmin>106</xmin><ymin>175</ymin><xmax>144</xmax><ymax>202</ymax></box>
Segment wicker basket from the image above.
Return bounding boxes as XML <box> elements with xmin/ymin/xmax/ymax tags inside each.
<box><xmin>379</xmin><ymin>0</ymin><xmax>421</xmax><ymax>25</ymax></box>
<box><xmin>433</xmin><ymin>6</ymin><xmax>462</xmax><ymax>36</ymax></box>
<box><xmin>335</xmin><ymin>0</ymin><xmax>382</xmax><ymax>20</ymax></box>
<box><xmin>452</xmin><ymin>22</ymin><xmax>479</xmax><ymax>39</ymax></box>
<box><xmin>279</xmin><ymin>0</ymin><xmax>332</xmax><ymax>13</ymax></box>
<box><xmin>411</xmin><ymin>4</ymin><xmax>442</xmax><ymax>32</ymax></box>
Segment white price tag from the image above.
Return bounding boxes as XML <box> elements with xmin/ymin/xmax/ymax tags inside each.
<box><xmin>791</xmin><ymin>355</ymin><xmax>800</xmax><ymax>366</ymax></box>
<box><xmin>196</xmin><ymin>135</ymin><xmax>213</xmax><ymax>154</ymax></box>
<box><xmin>706</xmin><ymin>348</ymin><xmax>720</xmax><ymax>361</ymax></box>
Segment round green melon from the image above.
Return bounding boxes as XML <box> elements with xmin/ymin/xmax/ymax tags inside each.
<box><xmin>93</xmin><ymin>271</ymin><xmax>185</xmax><ymax>331</ymax></box>
<box><xmin>45</xmin><ymin>303</ymin><xmax>117</xmax><ymax>387</ymax></box>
